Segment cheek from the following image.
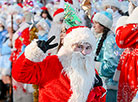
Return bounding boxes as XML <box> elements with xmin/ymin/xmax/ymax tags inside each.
<box><xmin>85</xmin><ymin>48</ymin><xmax>92</xmax><ymax>54</ymax></box>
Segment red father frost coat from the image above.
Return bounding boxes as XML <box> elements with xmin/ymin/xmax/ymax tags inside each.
<box><xmin>115</xmin><ymin>24</ymin><xmax>138</xmax><ymax>102</ymax></box>
<box><xmin>12</xmin><ymin>53</ymin><xmax>106</xmax><ymax>102</ymax></box>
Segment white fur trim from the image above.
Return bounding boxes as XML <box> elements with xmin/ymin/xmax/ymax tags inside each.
<box><xmin>13</xmin><ymin>23</ymin><xmax>29</xmax><ymax>42</ymax></box>
<box><xmin>93</xmin><ymin>13</ymin><xmax>113</xmax><ymax>29</ymax></box>
<box><xmin>115</xmin><ymin>16</ymin><xmax>128</xmax><ymax>30</ymax></box>
<box><xmin>126</xmin><ymin>7</ymin><xmax>138</xmax><ymax>24</ymax></box>
<box><xmin>17</xmin><ymin>23</ymin><xmax>30</xmax><ymax>34</ymax></box>
<box><xmin>63</xmin><ymin>27</ymin><xmax>96</xmax><ymax>51</ymax></box>
<box><xmin>25</xmin><ymin>39</ymin><xmax>47</xmax><ymax>62</ymax></box>
<box><xmin>113</xmin><ymin>69</ymin><xmax>121</xmax><ymax>81</ymax></box>
<box><xmin>37</xmin><ymin>19</ymin><xmax>50</xmax><ymax>32</ymax></box>
<box><xmin>53</xmin><ymin>12</ymin><xmax>64</xmax><ymax>23</ymax></box>
<box><xmin>102</xmin><ymin>0</ymin><xmax>121</xmax><ymax>9</ymax></box>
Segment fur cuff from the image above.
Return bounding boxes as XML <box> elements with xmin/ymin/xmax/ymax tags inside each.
<box><xmin>25</xmin><ymin>39</ymin><xmax>47</xmax><ymax>62</ymax></box>
<box><xmin>115</xmin><ymin>16</ymin><xmax>128</xmax><ymax>30</ymax></box>
<box><xmin>127</xmin><ymin>7</ymin><xmax>138</xmax><ymax>24</ymax></box>
<box><xmin>113</xmin><ymin>69</ymin><xmax>121</xmax><ymax>81</ymax></box>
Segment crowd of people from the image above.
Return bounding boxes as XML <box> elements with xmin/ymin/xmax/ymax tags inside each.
<box><xmin>0</xmin><ymin>0</ymin><xmax>138</xmax><ymax>102</ymax></box>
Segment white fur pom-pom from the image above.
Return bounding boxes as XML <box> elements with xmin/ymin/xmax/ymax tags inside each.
<box><xmin>25</xmin><ymin>39</ymin><xmax>47</xmax><ymax>62</ymax></box>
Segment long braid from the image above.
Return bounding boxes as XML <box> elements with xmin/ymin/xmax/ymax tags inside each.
<box><xmin>94</xmin><ymin>26</ymin><xmax>110</xmax><ymax>61</ymax></box>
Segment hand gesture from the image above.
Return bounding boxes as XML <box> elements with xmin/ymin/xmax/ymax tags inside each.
<box><xmin>37</xmin><ymin>36</ymin><xmax>58</xmax><ymax>53</ymax></box>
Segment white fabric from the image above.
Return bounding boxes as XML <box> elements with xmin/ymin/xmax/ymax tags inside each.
<box><xmin>102</xmin><ymin>0</ymin><xmax>121</xmax><ymax>9</ymax></box>
<box><xmin>37</xmin><ymin>19</ymin><xmax>50</xmax><ymax>32</ymax></box>
<box><xmin>115</xmin><ymin>16</ymin><xmax>128</xmax><ymax>30</ymax></box>
<box><xmin>0</xmin><ymin>17</ymin><xmax>5</xmax><ymax>26</ymax></box>
<box><xmin>112</xmin><ymin>11</ymin><xmax>122</xmax><ymax>31</ymax></box>
<box><xmin>113</xmin><ymin>69</ymin><xmax>121</xmax><ymax>81</ymax></box>
<box><xmin>63</xmin><ymin>27</ymin><xmax>96</xmax><ymax>51</ymax></box>
<box><xmin>127</xmin><ymin>7</ymin><xmax>138</xmax><ymax>24</ymax></box>
<box><xmin>25</xmin><ymin>39</ymin><xmax>47</xmax><ymax>62</ymax></box>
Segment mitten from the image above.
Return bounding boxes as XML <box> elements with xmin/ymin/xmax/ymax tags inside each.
<box><xmin>37</xmin><ymin>36</ymin><xmax>58</xmax><ymax>53</ymax></box>
<box><xmin>94</xmin><ymin>74</ymin><xmax>103</xmax><ymax>87</ymax></box>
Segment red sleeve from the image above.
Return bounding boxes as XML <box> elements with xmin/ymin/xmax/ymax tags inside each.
<box><xmin>12</xmin><ymin>53</ymin><xmax>47</xmax><ymax>85</ymax></box>
<box><xmin>115</xmin><ymin>24</ymin><xmax>138</xmax><ymax>48</ymax></box>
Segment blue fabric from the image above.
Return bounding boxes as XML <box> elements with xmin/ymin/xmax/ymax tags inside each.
<box><xmin>106</xmin><ymin>89</ymin><xmax>117</xmax><ymax>102</ymax></box>
<box><xmin>0</xmin><ymin>39</ymin><xmax>11</xmax><ymax>72</ymax></box>
<box><xmin>136</xmin><ymin>91</ymin><xmax>138</xmax><ymax>98</ymax></box>
<box><xmin>45</xmin><ymin>19</ymin><xmax>51</xmax><ymax>28</ymax></box>
<box><xmin>101</xmin><ymin>11</ymin><xmax>113</xmax><ymax>20</ymax></box>
<box><xmin>96</xmin><ymin>32</ymin><xmax>123</xmax><ymax>90</ymax></box>
<box><xmin>0</xmin><ymin>30</ymin><xmax>8</xmax><ymax>53</ymax></box>
<box><xmin>18</xmin><ymin>45</ymin><xmax>26</xmax><ymax>58</ymax></box>
<box><xmin>38</xmin><ymin>33</ymin><xmax>48</xmax><ymax>41</ymax></box>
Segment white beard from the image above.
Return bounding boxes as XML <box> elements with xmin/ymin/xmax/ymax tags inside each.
<box><xmin>59</xmin><ymin>50</ymin><xmax>95</xmax><ymax>102</ymax></box>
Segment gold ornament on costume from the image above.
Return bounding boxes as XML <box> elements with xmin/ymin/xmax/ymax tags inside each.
<box><xmin>81</xmin><ymin>0</ymin><xmax>92</xmax><ymax>19</ymax></box>
<box><xmin>30</xmin><ymin>26</ymin><xmax>39</xmax><ymax>102</ymax></box>
<box><xmin>33</xmin><ymin>84</ymin><xmax>39</xmax><ymax>102</ymax></box>
<box><xmin>29</xmin><ymin>26</ymin><xmax>38</xmax><ymax>42</ymax></box>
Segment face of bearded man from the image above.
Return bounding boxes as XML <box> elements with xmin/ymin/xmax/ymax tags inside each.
<box><xmin>57</xmin><ymin>27</ymin><xmax>96</xmax><ymax>102</ymax></box>
<box><xmin>58</xmin><ymin>45</ymin><xmax>95</xmax><ymax>102</ymax></box>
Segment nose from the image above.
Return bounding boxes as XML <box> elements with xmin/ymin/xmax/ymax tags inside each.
<box><xmin>93</xmin><ymin>24</ymin><xmax>96</xmax><ymax>29</ymax></box>
<box><xmin>81</xmin><ymin>49</ymin><xmax>87</xmax><ymax>56</ymax></box>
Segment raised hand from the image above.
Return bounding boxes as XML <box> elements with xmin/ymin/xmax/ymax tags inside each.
<box><xmin>37</xmin><ymin>36</ymin><xmax>58</xmax><ymax>53</ymax></box>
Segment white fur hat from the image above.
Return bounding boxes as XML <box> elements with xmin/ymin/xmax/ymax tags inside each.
<box><xmin>102</xmin><ymin>0</ymin><xmax>121</xmax><ymax>9</ymax></box>
<box><xmin>116</xmin><ymin>7</ymin><xmax>138</xmax><ymax>30</ymax></box>
<box><xmin>23</xmin><ymin>12</ymin><xmax>33</xmax><ymax>23</ymax></box>
<box><xmin>53</xmin><ymin>8</ymin><xmax>64</xmax><ymax>22</ymax></box>
<box><xmin>15</xmin><ymin>15</ymin><xmax>23</xmax><ymax>21</ymax></box>
<box><xmin>126</xmin><ymin>7</ymin><xmax>138</xmax><ymax>24</ymax></box>
<box><xmin>63</xmin><ymin>26</ymin><xmax>96</xmax><ymax>51</ymax></box>
<box><xmin>37</xmin><ymin>19</ymin><xmax>50</xmax><ymax>32</ymax></box>
<box><xmin>93</xmin><ymin>11</ymin><xmax>113</xmax><ymax>29</ymax></box>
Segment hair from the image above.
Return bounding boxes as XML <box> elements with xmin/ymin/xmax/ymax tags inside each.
<box><xmin>40</xmin><ymin>10</ymin><xmax>53</xmax><ymax>21</ymax></box>
<box><xmin>94</xmin><ymin>24</ymin><xmax>110</xmax><ymax>61</ymax></box>
<box><xmin>118</xmin><ymin>9</ymin><xmax>125</xmax><ymax>16</ymax></box>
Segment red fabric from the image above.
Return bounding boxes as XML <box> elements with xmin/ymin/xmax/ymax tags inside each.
<box><xmin>12</xmin><ymin>54</ymin><xmax>72</xmax><ymax>102</ymax></box>
<box><xmin>53</xmin><ymin>8</ymin><xmax>64</xmax><ymax>17</ymax></box>
<box><xmin>66</xmin><ymin>26</ymin><xmax>87</xmax><ymax>35</ymax></box>
<box><xmin>64</xmin><ymin>0</ymin><xmax>73</xmax><ymax>4</ymax></box>
<box><xmin>115</xmin><ymin>24</ymin><xmax>138</xmax><ymax>102</ymax></box>
<box><xmin>18</xmin><ymin>3</ymin><xmax>23</xmax><ymax>8</ymax></box>
<box><xmin>24</xmin><ymin>0</ymin><xmax>34</xmax><ymax>7</ymax></box>
<box><xmin>12</xmin><ymin>53</ymin><xmax>105</xmax><ymax>102</ymax></box>
<box><xmin>91</xmin><ymin>12</ymin><xmax>96</xmax><ymax>24</ymax></box>
<box><xmin>95</xmin><ymin>69</ymin><xmax>99</xmax><ymax>75</ymax></box>
<box><xmin>41</xmin><ymin>6</ymin><xmax>48</xmax><ymax>11</ymax></box>
<box><xmin>10</xmin><ymin>27</ymin><xmax>30</xmax><ymax>65</ymax></box>
<box><xmin>20</xmin><ymin>28</ymin><xmax>30</xmax><ymax>46</ymax></box>
<box><xmin>87</xmin><ymin>86</ymin><xmax>106</xmax><ymax>102</ymax></box>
